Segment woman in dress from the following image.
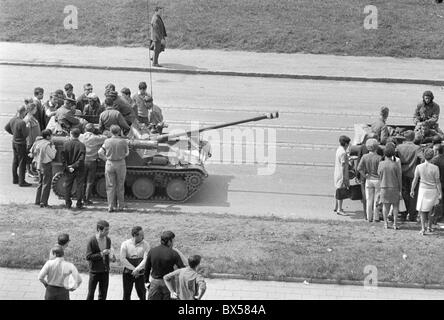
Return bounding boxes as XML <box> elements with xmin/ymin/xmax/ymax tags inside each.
<box><xmin>377</xmin><ymin>144</ymin><xmax>402</xmax><ymax>229</ymax></box>
<box><xmin>411</xmin><ymin>148</ymin><xmax>442</xmax><ymax>235</ymax></box>
<box><xmin>334</xmin><ymin>135</ymin><xmax>351</xmax><ymax>215</ymax></box>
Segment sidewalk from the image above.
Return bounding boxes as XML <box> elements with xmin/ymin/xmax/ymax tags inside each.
<box><xmin>0</xmin><ymin>42</ymin><xmax>443</xmax><ymax>85</ymax></box>
<box><xmin>0</xmin><ymin>267</ymin><xmax>443</xmax><ymax>300</ymax></box>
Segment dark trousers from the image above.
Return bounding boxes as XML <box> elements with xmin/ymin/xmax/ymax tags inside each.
<box><xmin>45</xmin><ymin>285</ymin><xmax>69</xmax><ymax>300</ymax></box>
<box><xmin>35</xmin><ymin>162</ymin><xmax>53</xmax><ymax>206</ymax></box>
<box><xmin>84</xmin><ymin>160</ymin><xmax>97</xmax><ymax>201</ymax></box>
<box><xmin>64</xmin><ymin>167</ymin><xmax>85</xmax><ymax>207</ymax></box>
<box><xmin>122</xmin><ymin>270</ymin><xmax>146</xmax><ymax>300</ymax></box>
<box><xmin>12</xmin><ymin>143</ymin><xmax>27</xmax><ymax>184</ymax></box>
<box><xmin>87</xmin><ymin>272</ymin><xmax>109</xmax><ymax>300</ymax></box>
<box><xmin>153</xmin><ymin>40</ymin><xmax>162</xmax><ymax>65</ymax></box>
<box><xmin>401</xmin><ymin>175</ymin><xmax>418</xmax><ymax>220</ymax></box>
<box><xmin>147</xmin><ymin>278</ymin><xmax>170</xmax><ymax>300</ymax></box>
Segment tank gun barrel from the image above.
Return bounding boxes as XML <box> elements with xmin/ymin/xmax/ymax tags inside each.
<box><xmin>156</xmin><ymin>112</ymin><xmax>279</xmax><ymax>142</ymax></box>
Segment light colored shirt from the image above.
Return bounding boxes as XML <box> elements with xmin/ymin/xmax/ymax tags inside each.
<box><xmin>415</xmin><ymin>162</ymin><xmax>440</xmax><ymax>189</ymax></box>
<box><xmin>30</xmin><ymin>138</ymin><xmax>57</xmax><ymax>170</ymax></box>
<box><xmin>79</xmin><ymin>132</ymin><xmax>107</xmax><ymax>162</ymax></box>
<box><xmin>38</xmin><ymin>258</ymin><xmax>82</xmax><ymax>289</ymax></box>
<box><xmin>164</xmin><ymin>267</ymin><xmax>206</xmax><ymax>300</ymax></box>
<box><xmin>334</xmin><ymin>146</ymin><xmax>348</xmax><ymax>189</ymax></box>
<box><xmin>120</xmin><ymin>239</ymin><xmax>150</xmax><ymax>272</ymax></box>
<box><xmin>98</xmin><ymin>136</ymin><xmax>129</xmax><ymax>162</ymax></box>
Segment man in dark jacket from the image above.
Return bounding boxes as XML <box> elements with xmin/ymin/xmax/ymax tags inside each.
<box><xmin>61</xmin><ymin>128</ymin><xmax>86</xmax><ymax>209</ymax></box>
<box><xmin>56</xmin><ymin>98</ymin><xmax>81</xmax><ymax>133</ymax></box>
<box><xmin>32</xmin><ymin>87</ymin><xmax>46</xmax><ymax>131</ymax></box>
<box><xmin>395</xmin><ymin>130</ymin><xmax>422</xmax><ymax>221</ymax></box>
<box><xmin>144</xmin><ymin>231</ymin><xmax>185</xmax><ymax>300</ymax></box>
<box><xmin>5</xmin><ymin>105</ymin><xmax>31</xmax><ymax>186</ymax></box>
<box><xmin>86</xmin><ymin>220</ymin><xmax>116</xmax><ymax>300</ymax></box>
<box><xmin>150</xmin><ymin>6</ymin><xmax>167</xmax><ymax>67</ymax></box>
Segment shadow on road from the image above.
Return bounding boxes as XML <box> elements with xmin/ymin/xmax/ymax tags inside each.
<box><xmin>159</xmin><ymin>63</ymin><xmax>207</xmax><ymax>71</ymax></box>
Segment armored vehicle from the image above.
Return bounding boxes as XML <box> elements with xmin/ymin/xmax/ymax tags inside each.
<box><xmin>50</xmin><ymin>112</ymin><xmax>279</xmax><ymax>202</ymax></box>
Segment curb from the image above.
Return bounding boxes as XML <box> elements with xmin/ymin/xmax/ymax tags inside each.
<box><xmin>208</xmin><ymin>273</ymin><xmax>444</xmax><ymax>290</ymax></box>
<box><xmin>1</xmin><ymin>61</ymin><xmax>443</xmax><ymax>86</ymax></box>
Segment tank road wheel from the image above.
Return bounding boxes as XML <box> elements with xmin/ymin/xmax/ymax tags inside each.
<box><xmin>95</xmin><ymin>176</ymin><xmax>107</xmax><ymax>199</ymax></box>
<box><xmin>131</xmin><ymin>177</ymin><xmax>155</xmax><ymax>200</ymax></box>
<box><xmin>51</xmin><ymin>171</ymin><xmax>76</xmax><ymax>199</ymax></box>
<box><xmin>166</xmin><ymin>178</ymin><xmax>188</xmax><ymax>201</ymax></box>
<box><xmin>185</xmin><ymin>174</ymin><xmax>202</xmax><ymax>189</ymax></box>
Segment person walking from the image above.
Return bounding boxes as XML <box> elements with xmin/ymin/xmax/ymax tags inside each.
<box><xmin>29</xmin><ymin>129</ymin><xmax>56</xmax><ymax>208</ymax></box>
<box><xmin>357</xmin><ymin>138</ymin><xmax>382</xmax><ymax>222</ymax></box>
<box><xmin>377</xmin><ymin>145</ymin><xmax>402</xmax><ymax>229</ymax></box>
<box><xmin>333</xmin><ymin>135</ymin><xmax>351</xmax><ymax>215</ymax></box>
<box><xmin>61</xmin><ymin>128</ymin><xmax>86</xmax><ymax>209</ymax></box>
<box><xmin>164</xmin><ymin>255</ymin><xmax>207</xmax><ymax>300</ymax></box>
<box><xmin>5</xmin><ymin>105</ymin><xmax>31</xmax><ymax>187</ymax></box>
<box><xmin>86</xmin><ymin>220</ymin><xmax>116</xmax><ymax>300</ymax></box>
<box><xmin>144</xmin><ymin>231</ymin><xmax>185</xmax><ymax>300</ymax></box>
<box><xmin>38</xmin><ymin>245</ymin><xmax>82</xmax><ymax>300</ymax></box>
<box><xmin>98</xmin><ymin>125</ymin><xmax>129</xmax><ymax>212</ymax></box>
<box><xmin>411</xmin><ymin>148</ymin><xmax>442</xmax><ymax>235</ymax></box>
<box><xmin>79</xmin><ymin>123</ymin><xmax>107</xmax><ymax>205</ymax></box>
<box><xmin>120</xmin><ymin>226</ymin><xmax>150</xmax><ymax>300</ymax></box>
<box><xmin>150</xmin><ymin>6</ymin><xmax>167</xmax><ymax>67</ymax></box>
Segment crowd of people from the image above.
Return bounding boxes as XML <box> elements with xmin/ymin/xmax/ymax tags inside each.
<box><xmin>4</xmin><ymin>82</ymin><xmax>165</xmax><ymax>211</ymax></box>
<box><xmin>334</xmin><ymin>90</ymin><xmax>443</xmax><ymax>235</ymax></box>
<box><xmin>38</xmin><ymin>225</ymin><xmax>206</xmax><ymax>300</ymax></box>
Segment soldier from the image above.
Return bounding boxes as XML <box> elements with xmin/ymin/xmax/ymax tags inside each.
<box><xmin>98</xmin><ymin>125</ymin><xmax>129</xmax><ymax>212</ymax></box>
<box><xmin>414</xmin><ymin>90</ymin><xmax>442</xmax><ymax>142</ymax></box>
<box><xmin>370</xmin><ymin>106</ymin><xmax>390</xmax><ymax>145</ymax></box>
<box><xmin>83</xmin><ymin>93</ymin><xmax>105</xmax><ymax>116</ymax></box>
<box><xmin>4</xmin><ymin>105</ymin><xmax>31</xmax><ymax>187</ymax></box>
<box><xmin>61</xmin><ymin>128</ymin><xmax>86</xmax><ymax>209</ymax></box>
<box><xmin>150</xmin><ymin>6</ymin><xmax>167</xmax><ymax>67</ymax></box>
<box><xmin>104</xmin><ymin>84</ymin><xmax>135</xmax><ymax>126</ymax></box>
<box><xmin>55</xmin><ymin>98</ymin><xmax>81</xmax><ymax>133</ymax></box>
<box><xmin>99</xmin><ymin>97</ymin><xmax>130</xmax><ymax>135</ymax></box>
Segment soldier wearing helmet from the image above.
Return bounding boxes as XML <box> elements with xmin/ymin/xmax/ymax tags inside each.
<box><xmin>414</xmin><ymin>90</ymin><xmax>442</xmax><ymax>142</ymax></box>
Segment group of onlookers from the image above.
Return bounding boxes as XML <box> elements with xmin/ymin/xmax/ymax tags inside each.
<box><xmin>334</xmin><ymin>91</ymin><xmax>443</xmax><ymax>235</ymax></box>
<box><xmin>38</xmin><ymin>223</ymin><xmax>206</xmax><ymax>300</ymax></box>
<box><xmin>5</xmin><ymin>82</ymin><xmax>165</xmax><ymax>211</ymax></box>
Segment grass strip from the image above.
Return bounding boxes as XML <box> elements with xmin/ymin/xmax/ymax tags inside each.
<box><xmin>0</xmin><ymin>203</ymin><xmax>443</xmax><ymax>285</ymax></box>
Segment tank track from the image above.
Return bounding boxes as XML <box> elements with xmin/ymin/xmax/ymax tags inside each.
<box><xmin>95</xmin><ymin>167</ymin><xmax>207</xmax><ymax>203</ymax></box>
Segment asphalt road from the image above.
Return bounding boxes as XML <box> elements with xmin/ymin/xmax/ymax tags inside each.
<box><xmin>0</xmin><ymin>65</ymin><xmax>442</xmax><ymax>219</ymax></box>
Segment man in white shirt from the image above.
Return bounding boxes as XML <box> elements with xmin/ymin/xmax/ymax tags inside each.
<box><xmin>38</xmin><ymin>245</ymin><xmax>82</xmax><ymax>300</ymax></box>
<box><xmin>120</xmin><ymin>226</ymin><xmax>150</xmax><ymax>300</ymax></box>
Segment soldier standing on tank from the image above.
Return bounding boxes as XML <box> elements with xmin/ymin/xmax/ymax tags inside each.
<box><xmin>98</xmin><ymin>125</ymin><xmax>129</xmax><ymax>212</ymax></box>
<box><xmin>99</xmin><ymin>98</ymin><xmax>130</xmax><ymax>136</ymax></box>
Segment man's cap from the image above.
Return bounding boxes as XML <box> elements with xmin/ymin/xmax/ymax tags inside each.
<box><xmin>121</xmin><ymin>87</ymin><xmax>131</xmax><ymax>95</ymax></box>
<box><xmin>87</xmin><ymin>92</ymin><xmax>98</xmax><ymax>100</ymax></box>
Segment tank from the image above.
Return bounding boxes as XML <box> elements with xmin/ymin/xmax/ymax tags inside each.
<box><xmin>50</xmin><ymin>112</ymin><xmax>279</xmax><ymax>202</ymax></box>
